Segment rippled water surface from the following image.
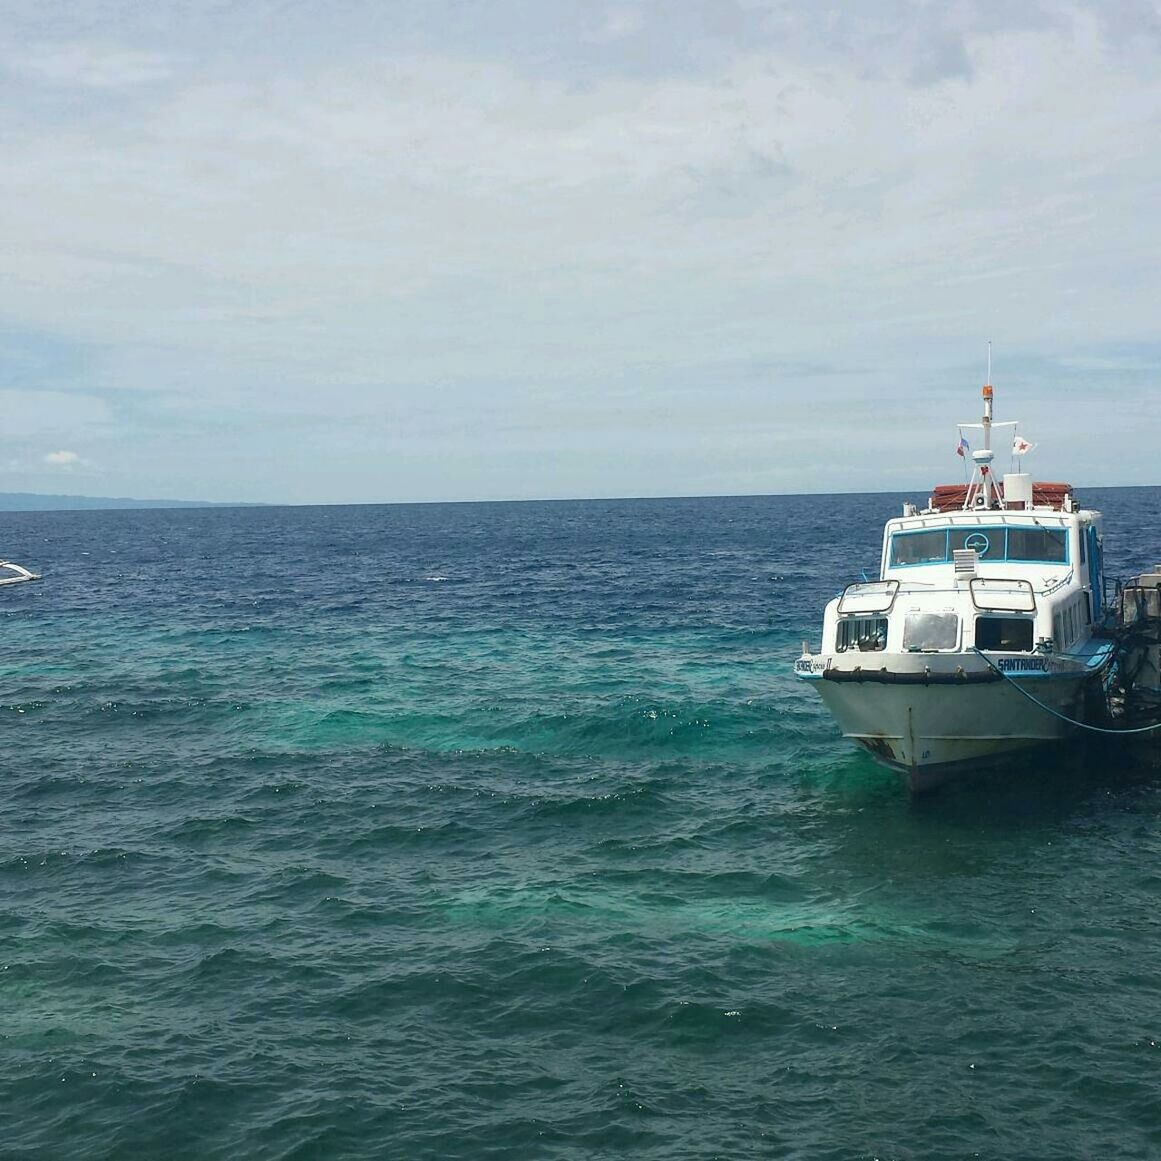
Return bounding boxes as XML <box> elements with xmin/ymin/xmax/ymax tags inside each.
<box><xmin>3</xmin><ymin>490</ymin><xmax>1161</xmax><ymax>1159</ymax></box>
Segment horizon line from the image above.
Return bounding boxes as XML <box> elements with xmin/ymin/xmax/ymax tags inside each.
<box><xmin>1</xmin><ymin>481</ymin><xmax>1158</xmax><ymax>512</ymax></box>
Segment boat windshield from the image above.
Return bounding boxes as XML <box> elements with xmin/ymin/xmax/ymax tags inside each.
<box><xmin>890</xmin><ymin>526</ymin><xmax>1067</xmax><ymax>567</ymax></box>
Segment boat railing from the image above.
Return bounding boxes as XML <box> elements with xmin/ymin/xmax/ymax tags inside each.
<box><xmin>1112</xmin><ymin>575</ymin><xmax>1161</xmax><ymax>638</ymax></box>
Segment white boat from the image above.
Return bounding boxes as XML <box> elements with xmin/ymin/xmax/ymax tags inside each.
<box><xmin>0</xmin><ymin>560</ymin><xmax>38</xmax><ymax>587</ymax></box>
<box><xmin>795</xmin><ymin>380</ymin><xmax>1114</xmax><ymax>791</ymax></box>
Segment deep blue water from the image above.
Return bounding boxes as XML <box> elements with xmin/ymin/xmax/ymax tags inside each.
<box><xmin>3</xmin><ymin>488</ymin><xmax>1161</xmax><ymax>1160</ymax></box>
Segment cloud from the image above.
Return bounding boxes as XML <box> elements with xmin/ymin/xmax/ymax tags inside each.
<box><xmin>44</xmin><ymin>449</ymin><xmax>81</xmax><ymax>465</ymax></box>
<box><xmin>9</xmin><ymin>42</ymin><xmax>174</xmax><ymax>89</ymax></box>
<box><xmin>589</xmin><ymin>9</ymin><xmax>647</xmax><ymax>44</ymax></box>
<box><xmin>0</xmin><ymin>2</ymin><xmax>1158</xmax><ymax>502</ymax></box>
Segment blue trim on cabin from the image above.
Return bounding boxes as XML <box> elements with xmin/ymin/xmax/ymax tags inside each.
<box><xmin>888</xmin><ymin>526</ymin><xmax>1070</xmax><ymax>569</ymax></box>
<box><xmin>1086</xmin><ymin>526</ymin><xmax>1103</xmax><ymax>619</ymax></box>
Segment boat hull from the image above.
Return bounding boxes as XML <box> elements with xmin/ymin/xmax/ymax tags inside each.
<box><xmin>812</xmin><ymin>669</ymin><xmax>1094</xmax><ymax>791</ymax></box>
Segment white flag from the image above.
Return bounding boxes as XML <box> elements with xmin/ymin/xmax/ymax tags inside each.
<box><xmin>1012</xmin><ymin>435</ymin><xmax>1034</xmax><ymax>455</ymax></box>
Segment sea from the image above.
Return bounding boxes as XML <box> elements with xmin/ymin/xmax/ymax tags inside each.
<box><xmin>3</xmin><ymin>488</ymin><xmax>1161</xmax><ymax>1160</ymax></box>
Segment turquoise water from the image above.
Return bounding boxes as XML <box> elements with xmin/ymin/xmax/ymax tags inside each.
<box><xmin>3</xmin><ymin>491</ymin><xmax>1160</xmax><ymax>1159</ymax></box>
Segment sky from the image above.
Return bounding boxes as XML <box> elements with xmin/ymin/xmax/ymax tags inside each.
<box><xmin>2</xmin><ymin>0</ymin><xmax>1160</xmax><ymax>504</ymax></box>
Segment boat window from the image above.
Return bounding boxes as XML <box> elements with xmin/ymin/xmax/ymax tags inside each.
<box><xmin>1053</xmin><ymin>597</ymin><xmax>1091</xmax><ymax>649</ymax></box>
<box><xmin>836</xmin><ymin>617</ymin><xmax>888</xmax><ymax>652</ymax></box>
<box><xmin>890</xmin><ymin>530</ymin><xmax>948</xmax><ymax>566</ymax></box>
<box><xmin>975</xmin><ymin>617</ymin><xmax>1034</xmax><ymax>652</ymax></box>
<box><xmin>903</xmin><ymin>613</ymin><xmax>959</xmax><ymax>651</ymax></box>
<box><xmin>890</xmin><ymin>524</ymin><xmax>1069</xmax><ymax>567</ymax></box>
<box><xmin>949</xmin><ymin>529</ymin><xmax>999</xmax><ymax>559</ymax></box>
<box><xmin>1006</xmin><ymin>527</ymin><xmax>1067</xmax><ymax>563</ymax></box>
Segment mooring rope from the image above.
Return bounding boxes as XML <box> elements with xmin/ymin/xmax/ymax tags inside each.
<box><xmin>969</xmin><ymin>647</ymin><xmax>1161</xmax><ymax>736</ymax></box>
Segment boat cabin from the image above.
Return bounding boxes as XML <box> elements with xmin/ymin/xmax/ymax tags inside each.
<box><xmin>826</xmin><ymin>475</ymin><xmax>1103</xmax><ymax>661</ymax></box>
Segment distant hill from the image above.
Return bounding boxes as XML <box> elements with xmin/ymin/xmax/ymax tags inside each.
<box><xmin>0</xmin><ymin>492</ymin><xmax>260</xmax><ymax>511</ymax></box>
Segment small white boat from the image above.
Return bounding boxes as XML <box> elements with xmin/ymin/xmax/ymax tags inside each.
<box><xmin>0</xmin><ymin>560</ymin><xmax>38</xmax><ymax>587</ymax></box>
<box><xmin>795</xmin><ymin>379</ymin><xmax>1114</xmax><ymax>791</ymax></box>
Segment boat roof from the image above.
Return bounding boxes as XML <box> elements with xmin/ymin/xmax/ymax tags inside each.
<box><xmin>926</xmin><ymin>482</ymin><xmax>1073</xmax><ymax>513</ymax></box>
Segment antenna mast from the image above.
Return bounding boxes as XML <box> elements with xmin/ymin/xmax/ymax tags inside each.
<box><xmin>974</xmin><ymin>341</ymin><xmax>997</xmax><ymax>508</ymax></box>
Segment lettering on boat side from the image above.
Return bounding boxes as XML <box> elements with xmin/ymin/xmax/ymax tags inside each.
<box><xmin>795</xmin><ymin>658</ymin><xmax>828</xmax><ymax>675</ymax></box>
<box><xmin>996</xmin><ymin>657</ymin><xmax>1048</xmax><ymax>673</ymax></box>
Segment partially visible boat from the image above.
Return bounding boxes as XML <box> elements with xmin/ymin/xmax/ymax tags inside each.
<box><xmin>795</xmin><ymin>378</ymin><xmax>1113</xmax><ymax>791</ymax></box>
<box><xmin>1103</xmin><ymin>565</ymin><xmax>1161</xmax><ymax>768</ymax></box>
<box><xmin>0</xmin><ymin>560</ymin><xmax>39</xmax><ymax>587</ymax></box>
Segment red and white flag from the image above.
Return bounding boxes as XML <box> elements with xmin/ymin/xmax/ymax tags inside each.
<box><xmin>1012</xmin><ymin>435</ymin><xmax>1034</xmax><ymax>455</ymax></box>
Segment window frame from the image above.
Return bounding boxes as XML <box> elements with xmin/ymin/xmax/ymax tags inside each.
<box><xmin>889</xmin><ymin>524</ymin><xmax>1070</xmax><ymax>568</ymax></box>
<box><xmin>974</xmin><ymin>616</ymin><xmax>1035</xmax><ymax>652</ymax></box>
<box><xmin>835</xmin><ymin>616</ymin><xmax>889</xmax><ymax>653</ymax></box>
<box><xmin>902</xmin><ymin>612</ymin><xmax>961</xmax><ymax>652</ymax></box>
